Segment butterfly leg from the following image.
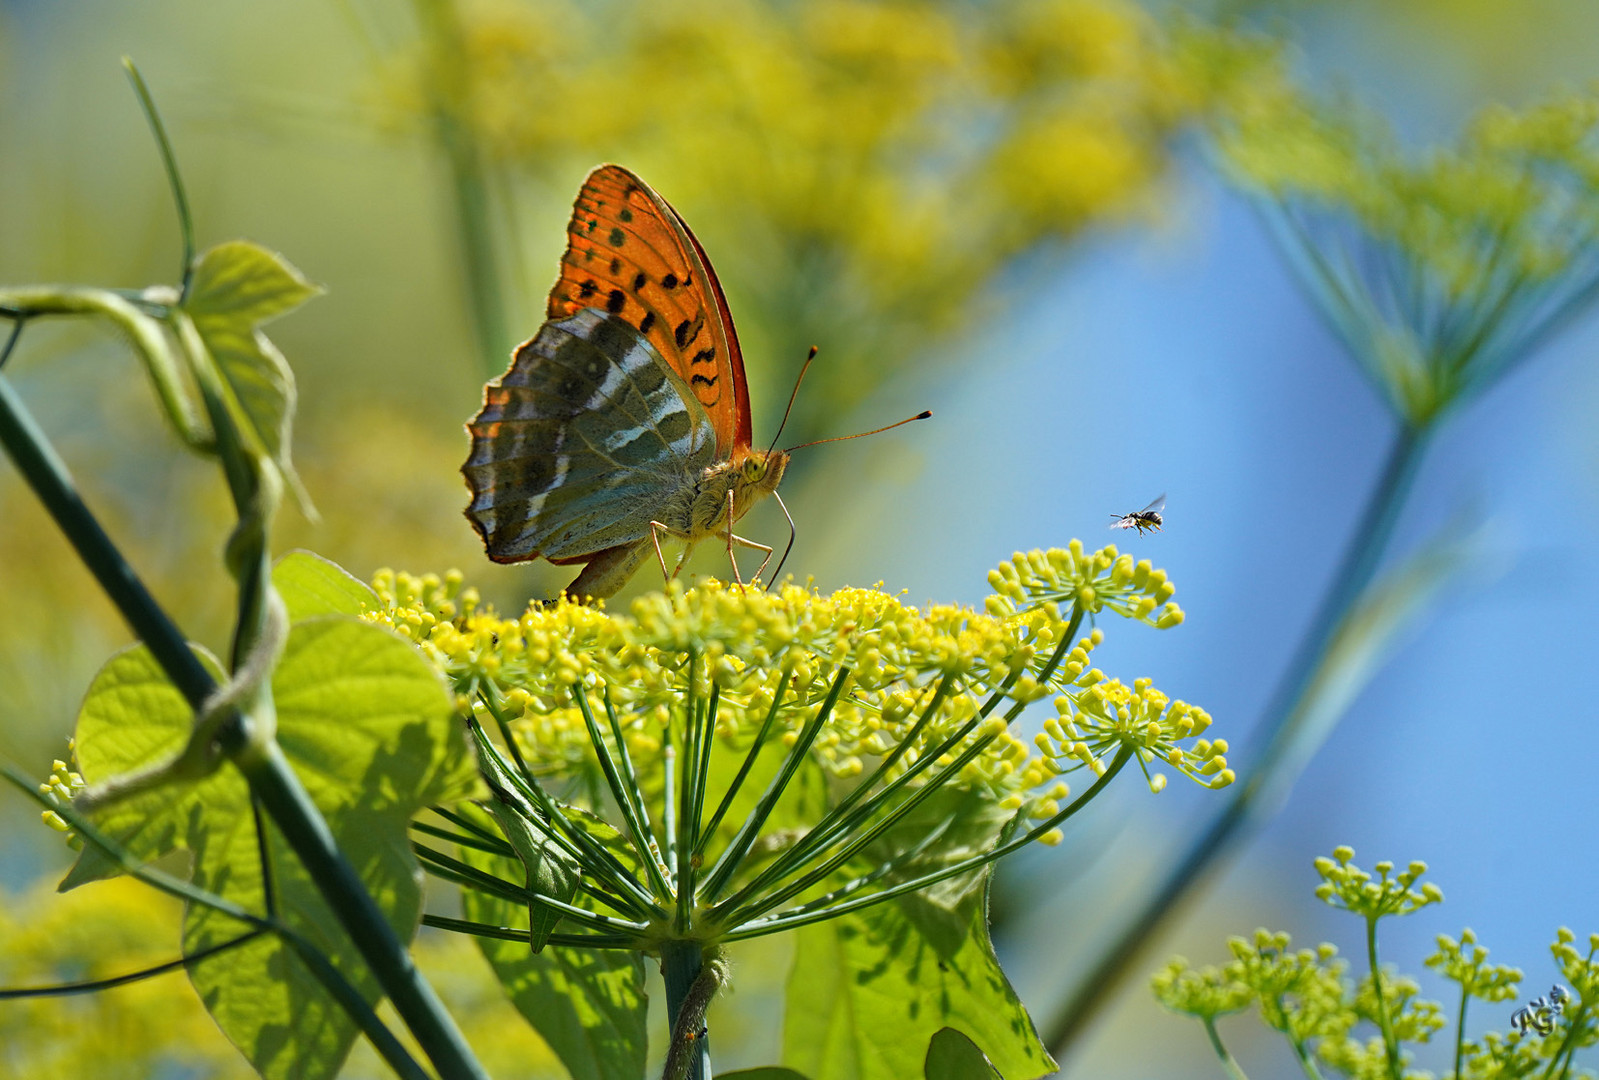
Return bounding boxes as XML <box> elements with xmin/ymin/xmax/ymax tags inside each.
<box><xmin>718</xmin><ymin>532</ymin><xmax>774</xmax><ymax>586</ymax></box>
<box><xmin>722</xmin><ymin>489</ymin><xmax>745</xmax><ymax>587</ymax></box>
<box><xmin>649</xmin><ymin>520</ymin><xmax>695</xmax><ymax>582</ymax></box>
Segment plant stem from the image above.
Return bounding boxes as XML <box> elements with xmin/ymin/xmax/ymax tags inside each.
<box><xmin>1453</xmin><ymin>984</ymin><xmax>1469</xmax><ymax>1080</ymax></box>
<box><xmin>121</xmin><ymin>58</ymin><xmax>195</xmax><ymax>301</ymax></box>
<box><xmin>725</xmin><ymin>746</ymin><xmax>1132</xmax><ymax>939</ymax></box>
<box><xmin>0</xmin><ymin>928</ymin><xmax>269</xmax><ymax>1000</ymax></box>
<box><xmin>412</xmin><ymin>0</ymin><xmax>514</xmax><ymax>378</ymax></box>
<box><xmin>1043</xmin><ymin>423</ymin><xmax>1430</xmax><ymax>1057</ymax></box>
<box><xmin>1203</xmin><ymin>1016</ymin><xmax>1250</xmax><ymax>1080</ymax></box>
<box><xmin>661</xmin><ymin>939</ymin><xmax>711</xmax><ymax>1080</ymax></box>
<box><xmin>1365</xmin><ymin>917</ymin><xmax>1402</xmax><ymax>1080</ymax></box>
<box><xmin>0</xmin><ymin>375</ymin><xmax>489</xmax><ymax>1080</ymax></box>
<box><xmin>0</xmin><ymin>372</ymin><xmax>215</xmax><ymax>705</ymax></box>
<box><xmin>232</xmin><ymin>739</ymin><xmax>490</xmax><ymax>1079</ymax></box>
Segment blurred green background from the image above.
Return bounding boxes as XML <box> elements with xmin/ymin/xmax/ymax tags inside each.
<box><xmin>4</xmin><ymin>0</ymin><xmax>1599</xmax><ymax>1076</ymax></box>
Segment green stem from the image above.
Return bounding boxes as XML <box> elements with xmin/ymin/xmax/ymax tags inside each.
<box><xmin>275</xmin><ymin>924</ymin><xmax>435</xmax><ymax>1080</ymax></box>
<box><xmin>0</xmin><ymin>288</ymin><xmax>212</xmax><ymax>449</ymax></box>
<box><xmin>661</xmin><ymin>939</ymin><xmax>712</xmax><ymax>1080</ymax></box>
<box><xmin>725</xmin><ymin>747</ymin><xmax>1131</xmax><ymax>939</ymax></box>
<box><xmin>122</xmin><ymin>58</ymin><xmax>196</xmax><ymax>301</ymax></box>
<box><xmin>6</xmin><ymin>767</ymin><xmax>431</xmax><ymax>1080</ymax></box>
<box><xmin>1203</xmin><ymin>1016</ymin><xmax>1250</xmax><ymax>1080</ymax></box>
<box><xmin>719</xmin><ymin>726</ymin><xmax>1003</xmax><ymax>927</ymax></box>
<box><xmin>235</xmin><ymin>739</ymin><xmax>490</xmax><ymax>1079</ymax></box>
<box><xmin>677</xmin><ymin>655</ymin><xmax>703</xmax><ymax>931</ymax></box>
<box><xmin>1288</xmin><ymin>1034</ymin><xmax>1326</xmax><ymax>1080</ymax></box>
<box><xmin>421</xmin><ymin>913</ymin><xmax>639</xmax><ymax>950</ymax></box>
<box><xmin>716</xmin><ymin>607</ymin><xmax>1083</xmax><ymax>922</ymax></box>
<box><xmin>0</xmin><ymin>372</ymin><xmax>216</xmax><ymax>705</ymax></box>
<box><xmin>740</xmin><ymin>671</ymin><xmax>954</xmax><ymax>890</ymax></box>
<box><xmin>1453</xmin><ymin>984</ymin><xmax>1468</xmax><ymax>1080</ymax></box>
<box><xmin>1365</xmin><ymin>917</ymin><xmax>1402</xmax><ymax>1080</ymax></box>
<box><xmin>412</xmin><ymin>815</ymin><xmax>517</xmax><ymax>857</ymax></box>
<box><xmin>412</xmin><ymin>0</ymin><xmax>513</xmax><ymax>378</ymax></box>
<box><xmin>602</xmin><ymin>685</ymin><xmax>665</xmax><ymax>861</ymax></box>
<box><xmin>698</xmin><ymin>668</ymin><xmax>851</xmax><ymax>902</ymax></box>
<box><xmin>412</xmin><ymin>841</ymin><xmax>648</xmax><ymax>935</ymax></box>
<box><xmin>573</xmin><ymin>686</ymin><xmax>675</xmax><ymax>902</ymax></box>
<box><xmin>1043</xmin><ymin>423</ymin><xmax>1429</xmax><ymax>1056</ymax></box>
<box><xmin>0</xmin><ymin>928</ymin><xmax>268</xmax><ymax>1000</ymax></box>
<box><xmin>468</xmin><ymin>712</ymin><xmax>664</xmax><ymax>919</ymax></box>
<box><xmin>695</xmin><ymin>669</ymin><xmax>791</xmax><ymax>853</ymax></box>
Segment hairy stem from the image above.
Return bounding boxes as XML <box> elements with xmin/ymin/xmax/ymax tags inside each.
<box><xmin>661</xmin><ymin>939</ymin><xmax>713</xmax><ymax>1080</ymax></box>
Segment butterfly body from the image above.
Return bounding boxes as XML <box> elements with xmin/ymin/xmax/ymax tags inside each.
<box><xmin>463</xmin><ymin>166</ymin><xmax>781</xmax><ymax>600</ymax></box>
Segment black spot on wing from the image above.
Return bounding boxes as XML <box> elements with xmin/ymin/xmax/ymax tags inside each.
<box><xmin>662</xmin><ymin>272</ymin><xmax>679</xmax><ymax>289</ymax></box>
<box><xmin>632</xmin><ymin>272</ymin><xmax>647</xmax><ymax>291</ymax></box>
<box><xmin>674</xmin><ymin>319</ymin><xmax>692</xmax><ymax>348</ymax></box>
<box><xmin>608</xmin><ymin>227</ymin><xmax>626</xmax><ymax>247</ymax></box>
<box><xmin>606</xmin><ymin>289</ymin><xmax>627</xmax><ymax>314</ymax></box>
<box><xmin>691</xmin><ymin>347</ymin><xmax>716</xmax><ymax>366</ymax></box>
<box><xmin>579</xmin><ymin>280</ymin><xmax>597</xmax><ymax>299</ymax></box>
<box><xmin>619</xmin><ymin>207</ymin><xmax>634</xmax><ymax>223</ymax></box>
<box><xmin>639</xmin><ymin>311</ymin><xmax>655</xmax><ymax>334</ymax></box>
<box><xmin>610</xmin><ymin>257</ymin><xmax>622</xmax><ymax>274</ymax></box>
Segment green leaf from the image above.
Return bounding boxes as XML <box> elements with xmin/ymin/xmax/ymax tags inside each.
<box><xmin>722</xmin><ymin>1069</ymin><xmax>812</xmax><ymax>1080</ymax></box>
<box><xmin>924</xmin><ymin>1028</ymin><xmax>1004</xmax><ymax>1080</ymax></box>
<box><xmin>61</xmin><ymin>643</ymin><xmax>230</xmax><ymax>891</ymax></box>
<box><xmin>72</xmin><ymin>616</ymin><xmax>472</xmax><ymax>1080</ymax></box>
<box><xmin>781</xmin><ymin>879</ymin><xmax>1054</xmax><ymax>1080</ymax></box>
<box><xmin>183</xmin><ymin>240</ymin><xmax>320</xmax><ymax>508</ymax></box>
<box><xmin>483</xmin><ymin>794</ymin><xmax>582</xmax><ymax>952</ymax></box>
<box><xmin>867</xmin><ymin>787</ymin><xmax>1012</xmax><ymax>960</ymax></box>
<box><xmin>458</xmin><ymin>822</ymin><xmax>649</xmax><ymax>1080</ymax></box>
<box><xmin>273</xmin><ymin>550</ymin><xmax>378</xmax><ymax>623</ymax></box>
<box><xmin>186</xmin><ymin>239</ymin><xmax>321</xmax><ymax>325</ymax></box>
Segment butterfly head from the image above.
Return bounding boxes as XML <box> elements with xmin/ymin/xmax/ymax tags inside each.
<box><xmin>731</xmin><ymin>445</ymin><xmax>789</xmax><ymax>513</ymax></box>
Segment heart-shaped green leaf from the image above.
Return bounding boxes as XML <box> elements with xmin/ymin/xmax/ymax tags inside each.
<box><xmin>71</xmin><ymin>615</ymin><xmax>473</xmax><ymax>1080</ymax></box>
<box><xmin>273</xmin><ymin>550</ymin><xmax>377</xmax><ymax>623</ymax></box>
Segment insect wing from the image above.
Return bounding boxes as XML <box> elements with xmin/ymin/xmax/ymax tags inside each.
<box><xmin>1139</xmin><ymin>493</ymin><xmax>1167</xmax><ymax>516</ymax></box>
<box><xmin>549</xmin><ymin>164</ymin><xmax>752</xmax><ymax>456</ymax></box>
<box><xmin>463</xmin><ymin>308</ymin><xmax>717</xmax><ymax>562</ymax></box>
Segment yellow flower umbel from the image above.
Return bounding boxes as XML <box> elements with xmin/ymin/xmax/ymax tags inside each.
<box><xmin>371</xmin><ymin>545</ymin><xmax>1223</xmax><ymax>949</ymax></box>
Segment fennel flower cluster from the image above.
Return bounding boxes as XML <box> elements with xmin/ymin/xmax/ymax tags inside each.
<box><xmin>367</xmin><ymin>544</ymin><xmax>1229</xmax><ymax>847</ymax></box>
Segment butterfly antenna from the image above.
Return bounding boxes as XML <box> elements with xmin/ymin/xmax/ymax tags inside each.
<box><xmin>767</xmin><ymin>491</ymin><xmax>797</xmax><ymax>590</ymax></box>
<box><xmin>767</xmin><ymin>346</ymin><xmax>819</xmax><ymax>455</ymax></box>
<box><xmin>784</xmin><ymin>410</ymin><xmax>933</xmax><ymax>453</ymax></box>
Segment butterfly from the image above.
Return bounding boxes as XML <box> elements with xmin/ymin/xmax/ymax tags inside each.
<box><xmin>1110</xmin><ymin>494</ymin><xmax>1165</xmax><ymax>536</ymax></box>
<box><xmin>462</xmin><ymin>164</ymin><xmax>788</xmax><ymax>600</ymax></box>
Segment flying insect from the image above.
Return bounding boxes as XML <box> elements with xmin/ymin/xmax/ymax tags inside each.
<box><xmin>1110</xmin><ymin>494</ymin><xmax>1165</xmax><ymax>536</ymax></box>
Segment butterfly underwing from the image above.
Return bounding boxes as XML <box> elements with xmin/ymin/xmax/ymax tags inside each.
<box><xmin>462</xmin><ymin>164</ymin><xmax>787</xmax><ymax>600</ymax></box>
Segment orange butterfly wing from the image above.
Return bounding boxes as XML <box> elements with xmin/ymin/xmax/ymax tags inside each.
<box><xmin>547</xmin><ymin>164</ymin><xmax>753</xmax><ymax>456</ymax></box>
